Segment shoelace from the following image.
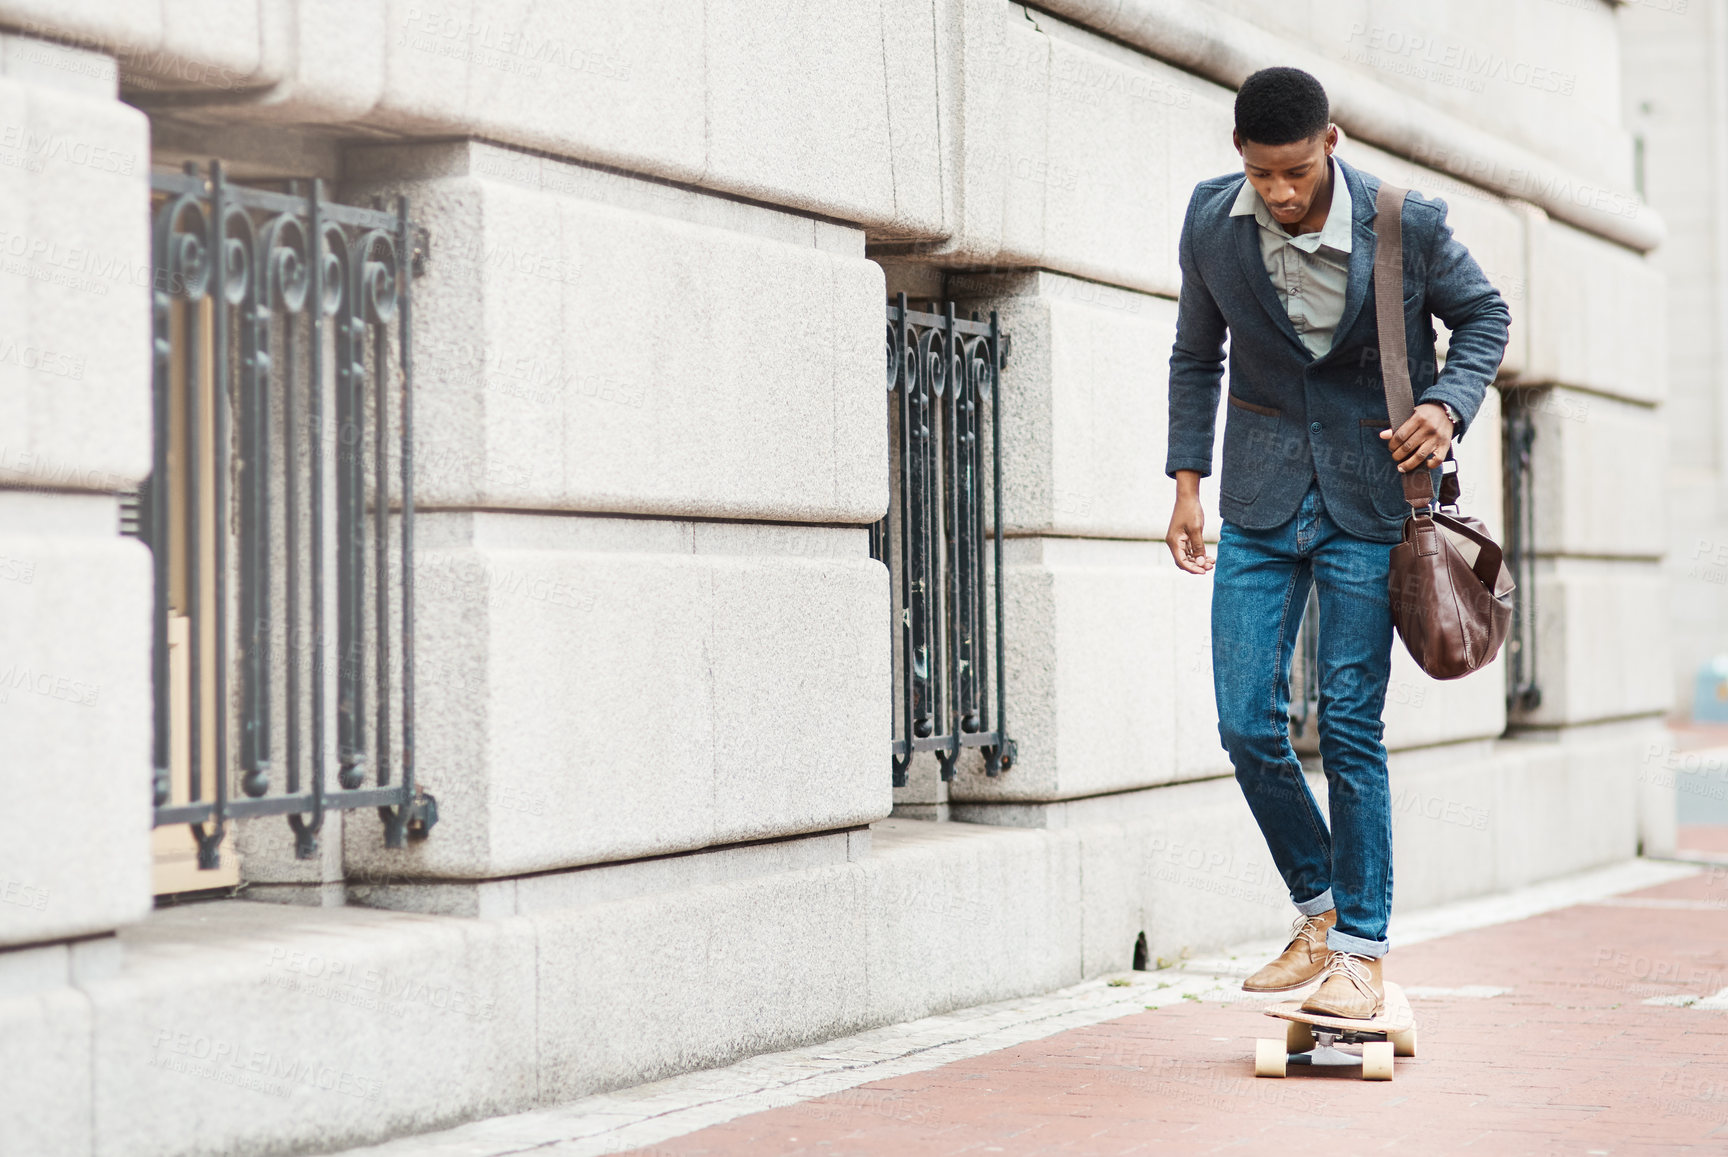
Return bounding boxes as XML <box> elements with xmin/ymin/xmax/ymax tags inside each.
<box><xmin>1288</xmin><ymin>913</ymin><xmax>1324</xmax><ymax>949</ymax></box>
<box><xmin>1319</xmin><ymin>950</ymin><xmax>1376</xmax><ymax>997</ymax></box>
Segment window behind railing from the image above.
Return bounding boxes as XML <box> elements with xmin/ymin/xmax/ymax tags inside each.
<box><xmin>1503</xmin><ymin>397</ymin><xmax>1540</xmax><ymax>712</ymax></box>
<box><xmin>137</xmin><ymin>162</ymin><xmax>436</xmax><ymax>878</ymax></box>
<box><xmin>872</xmin><ymin>295</ymin><xmax>1015</xmax><ymax>786</ymax></box>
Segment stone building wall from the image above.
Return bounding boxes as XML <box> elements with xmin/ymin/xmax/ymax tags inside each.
<box><xmin>1622</xmin><ymin>0</ymin><xmax>1728</xmax><ymax>715</ymax></box>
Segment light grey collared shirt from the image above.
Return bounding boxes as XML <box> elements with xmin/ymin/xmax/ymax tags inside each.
<box><xmin>1230</xmin><ymin>156</ymin><xmax>1353</xmax><ymax>358</ymax></box>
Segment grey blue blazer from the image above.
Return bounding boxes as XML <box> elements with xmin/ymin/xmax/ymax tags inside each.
<box><xmin>1165</xmin><ymin>156</ymin><xmax>1511</xmax><ymax>543</ymax></box>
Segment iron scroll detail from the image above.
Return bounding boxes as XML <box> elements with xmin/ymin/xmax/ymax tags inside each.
<box><xmin>873</xmin><ymin>294</ymin><xmax>1016</xmax><ymax>786</ymax></box>
<box><xmin>144</xmin><ymin>162</ymin><xmax>434</xmax><ymax>869</ymax></box>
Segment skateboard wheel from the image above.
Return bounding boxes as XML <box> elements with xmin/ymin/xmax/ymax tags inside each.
<box><xmin>1390</xmin><ymin>1026</ymin><xmax>1417</xmax><ymax>1058</ymax></box>
<box><xmin>1285</xmin><ymin>1020</ymin><xmax>1316</xmax><ymax>1054</ymax></box>
<box><xmin>1361</xmin><ymin>1041</ymin><xmax>1394</xmax><ymax>1080</ymax></box>
<box><xmin>1254</xmin><ymin>1038</ymin><xmax>1287</xmax><ymax>1078</ymax></box>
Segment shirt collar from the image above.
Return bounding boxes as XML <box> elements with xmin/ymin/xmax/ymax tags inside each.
<box><xmin>1229</xmin><ymin>156</ymin><xmax>1353</xmax><ymax>254</ymax></box>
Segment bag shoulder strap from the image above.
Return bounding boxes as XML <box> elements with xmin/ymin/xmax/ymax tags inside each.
<box><xmin>1371</xmin><ymin>182</ymin><xmax>1434</xmax><ymax>510</ymax></box>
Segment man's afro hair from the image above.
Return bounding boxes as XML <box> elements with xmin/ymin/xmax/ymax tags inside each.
<box><xmin>1234</xmin><ymin>67</ymin><xmax>1330</xmax><ymax>146</ymax></box>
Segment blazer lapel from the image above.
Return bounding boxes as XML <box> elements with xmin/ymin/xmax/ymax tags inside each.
<box><xmin>1233</xmin><ymin>208</ymin><xmax>1311</xmax><ymax>358</ymax></box>
<box><xmin>1319</xmin><ymin>159</ymin><xmax>1380</xmax><ymax>364</ymax></box>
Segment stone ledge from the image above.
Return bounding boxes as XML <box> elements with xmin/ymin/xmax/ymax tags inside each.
<box><xmin>347</xmin><ymin>828</ymin><xmax>872</xmax><ymax>919</ymax></box>
<box><xmin>345</xmin><ymin>140</ymin><xmax>867</xmax><ymax>258</ymax></box>
<box><xmin>1031</xmin><ymin>0</ymin><xmax>1661</xmax><ymax>251</ymax></box>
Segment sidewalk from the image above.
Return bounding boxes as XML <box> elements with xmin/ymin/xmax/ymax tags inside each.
<box><xmin>335</xmin><ymin>853</ymin><xmax>1728</xmax><ymax>1157</ymax></box>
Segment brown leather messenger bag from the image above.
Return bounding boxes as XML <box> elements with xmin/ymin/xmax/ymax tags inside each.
<box><xmin>1372</xmin><ymin>182</ymin><xmax>1515</xmax><ymax>680</ymax></box>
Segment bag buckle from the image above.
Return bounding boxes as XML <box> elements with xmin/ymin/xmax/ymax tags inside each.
<box><xmin>1437</xmin><ymin>456</ymin><xmax>1462</xmax><ymax>513</ymax></box>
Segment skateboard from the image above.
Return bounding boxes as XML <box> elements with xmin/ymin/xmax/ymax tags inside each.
<box><xmin>1252</xmin><ymin>980</ymin><xmax>1416</xmax><ymax>1080</ymax></box>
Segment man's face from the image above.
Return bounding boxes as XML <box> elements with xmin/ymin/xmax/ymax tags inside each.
<box><xmin>1234</xmin><ymin>126</ymin><xmax>1338</xmax><ymax>228</ymax></box>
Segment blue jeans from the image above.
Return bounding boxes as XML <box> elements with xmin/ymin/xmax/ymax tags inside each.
<box><xmin>1212</xmin><ymin>481</ymin><xmax>1395</xmax><ymax>958</ymax></box>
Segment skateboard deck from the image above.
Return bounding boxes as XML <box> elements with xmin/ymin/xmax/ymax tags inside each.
<box><xmin>1252</xmin><ymin>980</ymin><xmax>1415</xmax><ymax>1080</ymax></box>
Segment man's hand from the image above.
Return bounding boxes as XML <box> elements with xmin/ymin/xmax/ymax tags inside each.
<box><xmin>1166</xmin><ymin>471</ymin><xmax>1213</xmax><ymax>574</ymax></box>
<box><xmin>1380</xmin><ymin>402</ymin><xmax>1456</xmax><ymax>473</ymax></box>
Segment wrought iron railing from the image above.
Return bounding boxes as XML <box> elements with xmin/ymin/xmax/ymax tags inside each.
<box><xmin>1503</xmin><ymin>396</ymin><xmax>1541</xmax><ymax>712</ymax></box>
<box><xmin>140</xmin><ymin>161</ymin><xmax>435</xmax><ymax>870</ymax></box>
<box><xmin>871</xmin><ymin>295</ymin><xmax>1015</xmax><ymax>786</ymax></box>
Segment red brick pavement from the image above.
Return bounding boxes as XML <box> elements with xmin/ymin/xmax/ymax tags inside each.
<box><xmin>1662</xmin><ymin>722</ymin><xmax>1728</xmax><ymax>750</ymax></box>
<box><xmin>626</xmin><ymin>870</ymin><xmax>1728</xmax><ymax>1157</ymax></box>
<box><xmin>1678</xmin><ymin>825</ymin><xmax>1728</xmax><ymax>855</ymax></box>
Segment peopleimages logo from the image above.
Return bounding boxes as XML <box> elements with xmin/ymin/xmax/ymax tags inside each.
<box><xmin>0</xmin><ymin>337</ymin><xmax>85</xmax><ymax>380</ymax></box>
<box><xmin>400</xmin><ymin>6</ymin><xmax>631</xmax><ymax>81</ymax></box>
<box><xmin>1407</xmin><ymin>142</ymin><xmax>1645</xmax><ymax>221</ymax></box>
<box><xmin>1344</xmin><ymin>24</ymin><xmax>1577</xmax><ymax>96</ymax></box>
<box><xmin>0</xmin><ymin>125</ymin><xmax>136</xmax><ymax>174</ymax></box>
<box><xmin>0</xmin><ymin>664</ymin><xmax>100</xmax><ymax>707</ymax></box>
<box><xmin>0</xmin><ymin>878</ymin><xmax>50</xmax><ymax>911</ymax></box>
<box><xmin>150</xmin><ymin>1028</ymin><xmax>384</xmax><ymax>1101</ymax></box>
<box><xmin>264</xmin><ymin>945</ymin><xmax>501</xmax><ymax>1022</ymax></box>
<box><xmin>0</xmin><ymin>228</ymin><xmax>186</xmax><ymax>295</ymax></box>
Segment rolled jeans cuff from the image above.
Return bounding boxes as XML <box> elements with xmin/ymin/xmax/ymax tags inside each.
<box><xmin>1327</xmin><ymin>927</ymin><xmax>1389</xmax><ymax>959</ymax></box>
<box><xmin>1294</xmin><ymin>888</ymin><xmax>1334</xmax><ymax>917</ymax></box>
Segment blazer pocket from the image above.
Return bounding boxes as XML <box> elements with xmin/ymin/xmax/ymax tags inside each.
<box><xmin>1220</xmin><ymin>399</ymin><xmax>1282</xmax><ymax>504</ymax></box>
<box><xmin>1358</xmin><ymin>423</ymin><xmax>1409</xmax><ymax>520</ymax></box>
<box><xmin>1228</xmin><ymin>393</ymin><xmax>1280</xmax><ymax>418</ymax></box>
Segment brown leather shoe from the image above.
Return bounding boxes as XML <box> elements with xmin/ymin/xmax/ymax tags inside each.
<box><xmin>1241</xmin><ymin>909</ymin><xmax>1338</xmax><ymax>993</ymax></box>
<box><xmin>1300</xmin><ymin>951</ymin><xmax>1386</xmax><ymax>1019</ymax></box>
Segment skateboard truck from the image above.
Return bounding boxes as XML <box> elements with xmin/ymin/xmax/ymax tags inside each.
<box><xmin>1253</xmin><ymin>981</ymin><xmax>1417</xmax><ymax>1081</ymax></box>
